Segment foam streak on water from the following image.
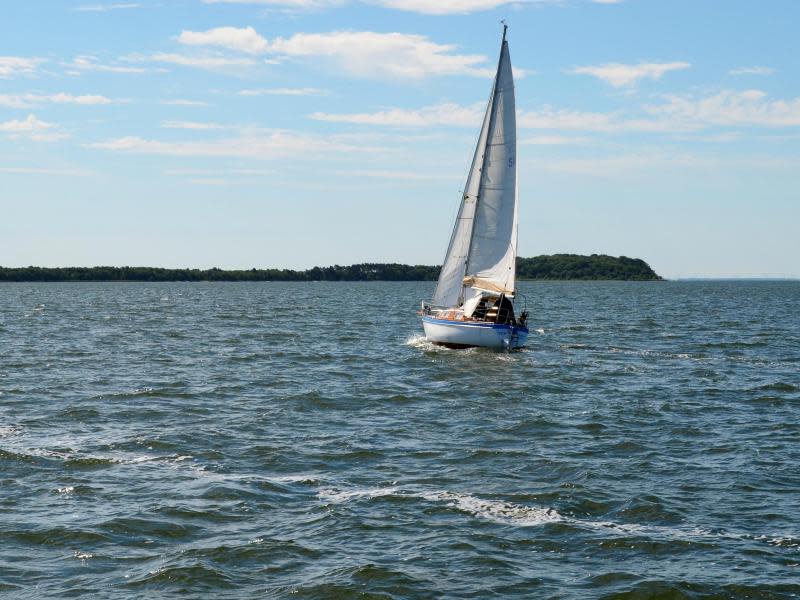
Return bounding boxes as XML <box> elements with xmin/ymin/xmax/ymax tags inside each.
<box><xmin>1</xmin><ymin>281</ymin><xmax>799</xmax><ymax>598</ymax></box>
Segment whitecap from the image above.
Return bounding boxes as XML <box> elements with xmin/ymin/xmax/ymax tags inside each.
<box><xmin>0</xmin><ymin>425</ymin><xmax>21</xmax><ymax>438</ymax></box>
<box><xmin>312</xmin><ymin>482</ymin><xmax>795</xmax><ymax>553</ymax></box>
<box><xmin>268</xmin><ymin>474</ymin><xmax>318</xmax><ymax>484</ymax></box>
<box><xmin>766</xmin><ymin>536</ymin><xmax>800</xmax><ymax>549</ymax></box>
<box><xmin>316</xmin><ymin>484</ymin><xmax>562</xmax><ymax>526</ymax></box>
<box><xmin>422</xmin><ymin>491</ymin><xmax>563</xmax><ymax>527</ymax></box>
<box><xmin>318</xmin><ymin>486</ymin><xmax>400</xmax><ymax>504</ymax></box>
<box><xmin>405</xmin><ymin>334</ymin><xmax>436</xmax><ymax>350</ymax></box>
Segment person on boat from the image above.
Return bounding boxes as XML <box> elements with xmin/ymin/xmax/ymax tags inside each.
<box><xmin>494</xmin><ymin>294</ymin><xmax>516</xmax><ymax>325</ymax></box>
<box><xmin>472</xmin><ymin>297</ymin><xmax>489</xmax><ymax>320</ymax></box>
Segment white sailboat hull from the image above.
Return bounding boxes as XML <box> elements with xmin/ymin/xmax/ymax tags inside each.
<box><xmin>422</xmin><ymin>316</ymin><xmax>528</xmax><ymax>350</ymax></box>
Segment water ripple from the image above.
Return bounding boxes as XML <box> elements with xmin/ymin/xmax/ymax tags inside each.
<box><xmin>1</xmin><ymin>281</ymin><xmax>799</xmax><ymax>598</ymax></box>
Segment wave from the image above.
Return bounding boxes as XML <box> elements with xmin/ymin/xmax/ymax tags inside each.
<box><xmin>0</xmin><ymin>425</ymin><xmax>22</xmax><ymax>438</ymax></box>
<box><xmin>124</xmin><ymin>564</ymin><xmax>234</xmax><ymax>590</ymax></box>
<box><xmin>421</xmin><ymin>491</ymin><xmax>563</xmax><ymax>526</ymax></box>
<box><xmin>91</xmin><ymin>385</ymin><xmax>196</xmax><ymax>400</ymax></box>
<box><xmin>318</xmin><ymin>486</ymin><xmax>401</xmax><ymax>504</ymax></box>
<box><xmin>753</xmin><ymin>382</ymin><xmax>798</xmax><ymax>393</ymax></box>
<box><xmin>317</xmin><ymin>485</ymin><xmax>563</xmax><ymax>526</ymax></box>
<box><xmin>405</xmin><ymin>334</ymin><xmax>522</xmax><ymax>359</ymax></box>
<box><xmin>314</xmin><ymin>484</ymin><xmax>793</xmax><ymax>549</ymax></box>
<box><xmin>700</xmin><ymin>340</ymin><xmax>770</xmax><ymax>349</ymax></box>
<box><xmin>405</xmin><ymin>334</ymin><xmax>440</xmax><ymax>351</ymax></box>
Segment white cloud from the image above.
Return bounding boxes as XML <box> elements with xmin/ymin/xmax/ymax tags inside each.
<box><xmin>0</xmin><ymin>114</ymin><xmax>66</xmax><ymax>142</ymax></box>
<box><xmin>517</xmin><ymin>106</ymin><xmax>685</xmax><ymax>133</ymax></box>
<box><xmin>202</xmin><ymin>0</ymin><xmax>343</xmax><ymax>7</ymax></box>
<box><xmin>68</xmin><ymin>55</ymin><xmax>147</xmax><ymax>74</ymax></box>
<box><xmin>176</xmin><ymin>27</ymin><xmax>494</xmax><ymax>78</ymax></box>
<box><xmin>370</xmin><ymin>0</ymin><xmax>523</xmax><ymax>15</ymax></box>
<box><xmin>0</xmin><ymin>114</ymin><xmax>55</xmax><ymax>133</ymax></box>
<box><xmin>270</xmin><ymin>31</ymin><xmax>493</xmax><ymax>79</ymax></box>
<box><xmin>0</xmin><ymin>56</ymin><xmax>44</xmax><ymax>79</ymax></box>
<box><xmin>75</xmin><ymin>3</ymin><xmax>141</xmax><ymax>11</ymax></box>
<box><xmin>147</xmin><ymin>53</ymin><xmax>258</xmax><ymax>70</ymax></box>
<box><xmin>522</xmin><ymin>90</ymin><xmax>800</xmax><ymax>132</ymax></box>
<box><xmin>310</xmin><ymin>102</ymin><xmax>484</xmax><ymax>126</ymax></box>
<box><xmin>161</xmin><ymin>120</ymin><xmax>224</xmax><ymax>130</ymax></box>
<box><xmin>572</xmin><ymin>61</ymin><xmax>690</xmax><ymax>87</ymax></box>
<box><xmin>309</xmin><ymin>102</ymin><xmax>636</xmax><ymax>132</ymax></box>
<box><xmin>178</xmin><ymin>26</ymin><xmax>269</xmax><ymax>54</ymax></box>
<box><xmin>171</xmin><ymin>24</ymin><xmax>524</xmax><ymax>79</ymax></box>
<box><xmin>309</xmin><ymin>102</ymin><xmax>638</xmax><ymax>131</ymax></box>
<box><xmin>590</xmin><ymin>0</ymin><xmax>623</xmax><ymax>4</ymax></box>
<box><xmin>308</xmin><ymin>89</ymin><xmax>800</xmax><ymax>135</ymax></box>
<box><xmin>645</xmin><ymin>90</ymin><xmax>800</xmax><ymax>128</ymax></box>
<box><xmin>531</xmin><ymin>153</ymin><xmax>800</xmax><ymax>177</ymax></box>
<box><xmin>87</xmin><ymin>130</ymin><xmax>378</xmax><ymax>159</ymax></box>
<box><xmin>729</xmin><ymin>66</ymin><xmax>775</xmax><ymax>76</ymax></box>
<box><xmin>238</xmin><ymin>87</ymin><xmax>327</xmax><ymax>96</ymax></box>
<box><xmin>0</xmin><ymin>95</ymin><xmax>33</xmax><ymax>109</ymax></box>
<box><xmin>201</xmin><ymin>0</ymin><xmax>564</xmax><ymax>14</ymax></box>
<box><xmin>0</xmin><ymin>93</ymin><xmax>113</xmax><ymax>109</ymax></box>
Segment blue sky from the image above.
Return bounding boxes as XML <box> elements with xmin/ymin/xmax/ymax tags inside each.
<box><xmin>1</xmin><ymin>0</ymin><xmax>798</xmax><ymax>278</ymax></box>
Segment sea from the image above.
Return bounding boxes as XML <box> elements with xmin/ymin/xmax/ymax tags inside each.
<box><xmin>1</xmin><ymin>281</ymin><xmax>798</xmax><ymax>599</ymax></box>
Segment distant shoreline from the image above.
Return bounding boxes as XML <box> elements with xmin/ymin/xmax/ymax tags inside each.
<box><xmin>0</xmin><ymin>255</ymin><xmax>662</xmax><ymax>282</ymax></box>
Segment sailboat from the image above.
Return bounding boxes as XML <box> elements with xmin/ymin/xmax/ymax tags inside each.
<box><xmin>421</xmin><ymin>24</ymin><xmax>528</xmax><ymax>350</ymax></box>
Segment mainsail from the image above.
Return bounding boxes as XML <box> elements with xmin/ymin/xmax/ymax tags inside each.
<box><xmin>433</xmin><ymin>27</ymin><xmax>518</xmax><ymax>308</ymax></box>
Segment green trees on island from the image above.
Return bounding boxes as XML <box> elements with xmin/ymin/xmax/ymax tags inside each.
<box><xmin>516</xmin><ymin>254</ymin><xmax>662</xmax><ymax>281</ymax></box>
<box><xmin>0</xmin><ymin>264</ymin><xmax>439</xmax><ymax>282</ymax></box>
<box><xmin>0</xmin><ymin>255</ymin><xmax>661</xmax><ymax>282</ymax></box>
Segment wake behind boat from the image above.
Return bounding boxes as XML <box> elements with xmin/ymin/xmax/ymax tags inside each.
<box><xmin>421</xmin><ymin>25</ymin><xmax>528</xmax><ymax>350</ymax></box>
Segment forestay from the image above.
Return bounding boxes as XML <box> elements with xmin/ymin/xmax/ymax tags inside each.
<box><xmin>433</xmin><ymin>30</ymin><xmax>518</xmax><ymax>308</ymax></box>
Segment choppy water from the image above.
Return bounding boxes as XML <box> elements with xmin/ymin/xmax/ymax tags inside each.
<box><xmin>1</xmin><ymin>281</ymin><xmax>798</xmax><ymax>599</ymax></box>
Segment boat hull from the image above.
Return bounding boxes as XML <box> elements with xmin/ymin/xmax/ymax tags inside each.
<box><xmin>422</xmin><ymin>316</ymin><xmax>528</xmax><ymax>350</ymax></box>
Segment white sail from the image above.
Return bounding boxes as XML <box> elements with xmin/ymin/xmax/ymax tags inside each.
<box><xmin>433</xmin><ymin>29</ymin><xmax>517</xmax><ymax>307</ymax></box>
<box><xmin>432</xmin><ymin>81</ymin><xmax>495</xmax><ymax>307</ymax></box>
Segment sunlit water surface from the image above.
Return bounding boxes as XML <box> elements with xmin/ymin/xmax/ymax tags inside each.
<box><xmin>1</xmin><ymin>281</ymin><xmax>798</xmax><ymax>598</ymax></box>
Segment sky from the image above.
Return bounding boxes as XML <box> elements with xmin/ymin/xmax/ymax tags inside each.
<box><xmin>1</xmin><ymin>0</ymin><xmax>798</xmax><ymax>278</ymax></box>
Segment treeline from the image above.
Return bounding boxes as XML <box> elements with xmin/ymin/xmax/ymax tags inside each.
<box><xmin>0</xmin><ymin>263</ymin><xmax>439</xmax><ymax>282</ymax></box>
<box><xmin>0</xmin><ymin>255</ymin><xmax>661</xmax><ymax>282</ymax></box>
<box><xmin>517</xmin><ymin>254</ymin><xmax>662</xmax><ymax>281</ymax></box>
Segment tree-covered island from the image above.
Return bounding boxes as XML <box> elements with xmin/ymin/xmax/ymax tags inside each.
<box><xmin>0</xmin><ymin>255</ymin><xmax>661</xmax><ymax>282</ymax></box>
